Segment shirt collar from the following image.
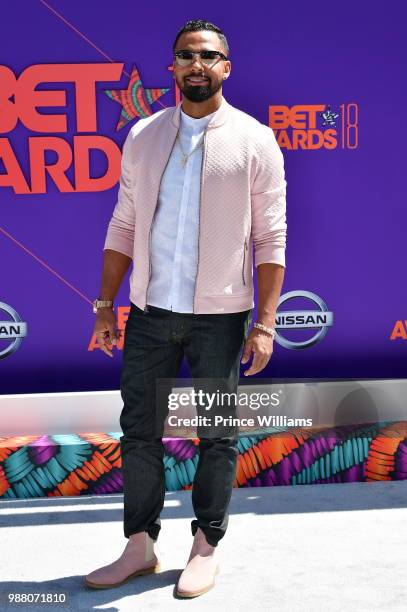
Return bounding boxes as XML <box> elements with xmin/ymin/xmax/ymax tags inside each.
<box><xmin>171</xmin><ymin>96</ymin><xmax>230</xmax><ymax>130</ymax></box>
<box><xmin>180</xmin><ymin>107</ymin><xmax>217</xmax><ymax>132</ymax></box>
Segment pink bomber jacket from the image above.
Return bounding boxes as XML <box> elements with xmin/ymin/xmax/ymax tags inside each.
<box><xmin>103</xmin><ymin>96</ymin><xmax>287</xmax><ymax>314</ymax></box>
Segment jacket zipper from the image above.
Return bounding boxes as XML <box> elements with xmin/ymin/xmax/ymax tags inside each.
<box><xmin>192</xmin><ymin>129</ymin><xmax>207</xmax><ymax>314</ymax></box>
<box><xmin>242</xmin><ymin>237</ymin><xmax>248</xmax><ymax>285</ymax></box>
<box><xmin>144</xmin><ymin>127</ymin><xmax>180</xmax><ymax>313</ymax></box>
<box><xmin>144</xmin><ymin>226</ymin><xmax>153</xmax><ymax>313</ymax></box>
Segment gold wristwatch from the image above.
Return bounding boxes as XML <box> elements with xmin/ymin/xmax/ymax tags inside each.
<box><xmin>92</xmin><ymin>298</ymin><xmax>113</xmax><ymax>314</ymax></box>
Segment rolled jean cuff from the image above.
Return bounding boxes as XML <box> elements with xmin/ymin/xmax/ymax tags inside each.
<box><xmin>124</xmin><ymin>518</ymin><xmax>161</xmax><ymax>542</ymax></box>
<box><xmin>191</xmin><ymin>519</ymin><xmax>220</xmax><ymax>547</ymax></box>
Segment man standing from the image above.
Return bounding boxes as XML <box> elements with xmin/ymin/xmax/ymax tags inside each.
<box><xmin>85</xmin><ymin>19</ymin><xmax>287</xmax><ymax>598</ymax></box>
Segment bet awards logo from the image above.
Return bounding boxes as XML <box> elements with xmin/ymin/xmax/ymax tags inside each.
<box><xmin>0</xmin><ymin>302</ymin><xmax>28</xmax><ymax>359</ymax></box>
<box><xmin>0</xmin><ymin>63</ymin><xmax>169</xmax><ymax>195</ymax></box>
<box><xmin>269</xmin><ymin>103</ymin><xmax>359</xmax><ymax>150</ymax></box>
<box><xmin>274</xmin><ymin>290</ymin><xmax>333</xmax><ymax>350</ymax></box>
<box><xmin>390</xmin><ymin>320</ymin><xmax>407</xmax><ymax>340</ymax></box>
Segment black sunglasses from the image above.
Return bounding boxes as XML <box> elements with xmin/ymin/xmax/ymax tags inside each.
<box><xmin>174</xmin><ymin>50</ymin><xmax>228</xmax><ymax>66</ymax></box>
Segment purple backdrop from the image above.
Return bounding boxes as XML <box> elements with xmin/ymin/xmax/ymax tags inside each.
<box><xmin>1</xmin><ymin>1</ymin><xmax>406</xmax><ymax>394</ymax></box>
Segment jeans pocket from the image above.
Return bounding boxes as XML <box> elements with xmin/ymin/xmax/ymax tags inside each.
<box><xmin>245</xmin><ymin>309</ymin><xmax>253</xmax><ymax>338</ymax></box>
<box><xmin>130</xmin><ymin>302</ymin><xmax>144</xmax><ymax>315</ymax></box>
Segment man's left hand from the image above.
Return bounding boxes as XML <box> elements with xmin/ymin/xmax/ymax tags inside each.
<box><xmin>241</xmin><ymin>328</ymin><xmax>274</xmax><ymax>376</ymax></box>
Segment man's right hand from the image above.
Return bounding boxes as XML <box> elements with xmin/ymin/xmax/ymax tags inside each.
<box><xmin>93</xmin><ymin>308</ymin><xmax>120</xmax><ymax>357</ymax></box>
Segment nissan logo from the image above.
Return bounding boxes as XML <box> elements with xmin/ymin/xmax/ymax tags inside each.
<box><xmin>274</xmin><ymin>290</ymin><xmax>333</xmax><ymax>350</ymax></box>
<box><xmin>0</xmin><ymin>302</ymin><xmax>28</xmax><ymax>359</ymax></box>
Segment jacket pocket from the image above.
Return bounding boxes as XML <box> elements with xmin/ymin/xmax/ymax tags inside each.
<box><xmin>242</xmin><ymin>237</ymin><xmax>248</xmax><ymax>286</ymax></box>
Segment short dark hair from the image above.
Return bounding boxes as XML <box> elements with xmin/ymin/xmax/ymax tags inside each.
<box><xmin>173</xmin><ymin>19</ymin><xmax>229</xmax><ymax>56</ymax></box>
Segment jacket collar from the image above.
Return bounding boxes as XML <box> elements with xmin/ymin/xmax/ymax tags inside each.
<box><xmin>170</xmin><ymin>96</ymin><xmax>230</xmax><ymax>129</ymax></box>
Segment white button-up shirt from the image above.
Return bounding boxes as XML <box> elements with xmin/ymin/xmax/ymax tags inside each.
<box><xmin>146</xmin><ymin>106</ymin><xmax>218</xmax><ymax>312</ymax></box>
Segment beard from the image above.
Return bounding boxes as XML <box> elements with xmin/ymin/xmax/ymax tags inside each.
<box><xmin>181</xmin><ymin>78</ymin><xmax>222</xmax><ymax>103</ymax></box>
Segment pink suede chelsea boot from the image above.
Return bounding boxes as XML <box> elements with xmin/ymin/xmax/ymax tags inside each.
<box><xmin>176</xmin><ymin>527</ymin><xmax>220</xmax><ymax>598</ymax></box>
<box><xmin>84</xmin><ymin>531</ymin><xmax>161</xmax><ymax>589</ymax></box>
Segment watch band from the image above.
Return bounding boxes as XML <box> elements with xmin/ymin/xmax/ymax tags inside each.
<box><xmin>92</xmin><ymin>298</ymin><xmax>113</xmax><ymax>313</ymax></box>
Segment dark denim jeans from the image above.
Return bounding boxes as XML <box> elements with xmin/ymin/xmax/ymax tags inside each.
<box><xmin>119</xmin><ymin>302</ymin><xmax>252</xmax><ymax>547</ymax></box>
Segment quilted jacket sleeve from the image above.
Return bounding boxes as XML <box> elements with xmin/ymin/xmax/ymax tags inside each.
<box><xmin>251</xmin><ymin>126</ymin><xmax>287</xmax><ymax>268</ymax></box>
<box><xmin>103</xmin><ymin>129</ymin><xmax>135</xmax><ymax>258</ymax></box>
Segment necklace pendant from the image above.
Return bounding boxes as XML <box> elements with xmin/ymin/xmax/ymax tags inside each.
<box><xmin>181</xmin><ymin>154</ymin><xmax>187</xmax><ymax>168</ymax></box>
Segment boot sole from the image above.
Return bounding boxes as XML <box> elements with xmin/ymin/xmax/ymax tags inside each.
<box><xmin>84</xmin><ymin>562</ymin><xmax>161</xmax><ymax>589</ymax></box>
<box><xmin>176</xmin><ymin>565</ymin><xmax>220</xmax><ymax>598</ymax></box>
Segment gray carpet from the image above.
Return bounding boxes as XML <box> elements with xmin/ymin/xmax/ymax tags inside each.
<box><xmin>1</xmin><ymin>481</ymin><xmax>406</xmax><ymax>611</ymax></box>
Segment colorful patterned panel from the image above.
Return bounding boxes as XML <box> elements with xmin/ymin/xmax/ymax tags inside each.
<box><xmin>1</xmin><ymin>422</ymin><xmax>406</xmax><ymax>499</ymax></box>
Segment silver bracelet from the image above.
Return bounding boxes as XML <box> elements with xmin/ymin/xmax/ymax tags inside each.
<box><xmin>253</xmin><ymin>322</ymin><xmax>276</xmax><ymax>338</ymax></box>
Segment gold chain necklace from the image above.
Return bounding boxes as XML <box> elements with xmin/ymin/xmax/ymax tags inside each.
<box><xmin>176</xmin><ymin>133</ymin><xmax>204</xmax><ymax>168</ymax></box>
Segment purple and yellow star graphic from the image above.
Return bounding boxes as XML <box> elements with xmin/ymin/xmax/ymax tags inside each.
<box><xmin>104</xmin><ymin>65</ymin><xmax>170</xmax><ymax>131</ymax></box>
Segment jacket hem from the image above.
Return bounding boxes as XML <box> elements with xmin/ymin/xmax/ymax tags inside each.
<box><xmin>194</xmin><ymin>292</ymin><xmax>254</xmax><ymax>314</ymax></box>
<box><xmin>129</xmin><ymin>290</ymin><xmax>254</xmax><ymax>314</ymax></box>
